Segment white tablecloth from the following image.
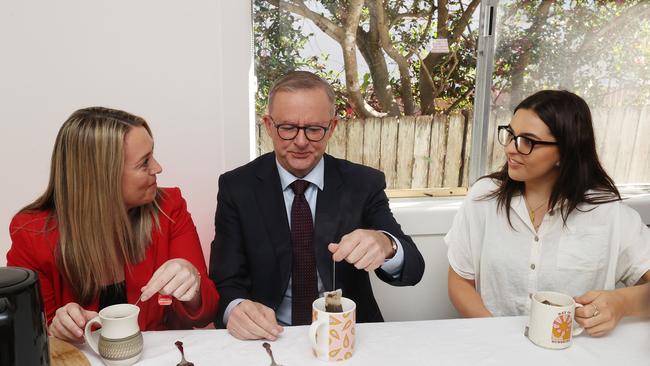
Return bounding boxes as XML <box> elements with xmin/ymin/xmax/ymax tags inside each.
<box><xmin>81</xmin><ymin>316</ymin><xmax>650</xmax><ymax>365</ymax></box>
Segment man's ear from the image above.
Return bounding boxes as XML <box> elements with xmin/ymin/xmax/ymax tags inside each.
<box><xmin>262</xmin><ymin>115</ymin><xmax>274</xmax><ymax>137</ymax></box>
<box><xmin>328</xmin><ymin>117</ymin><xmax>338</xmax><ymax>136</ymax></box>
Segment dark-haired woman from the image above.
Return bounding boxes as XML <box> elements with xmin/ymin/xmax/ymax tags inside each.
<box><xmin>446</xmin><ymin>90</ymin><xmax>650</xmax><ymax>336</ymax></box>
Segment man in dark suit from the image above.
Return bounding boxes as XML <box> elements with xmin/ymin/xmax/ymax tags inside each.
<box><xmin>209</xmin><ymin>71</ymin><xmax>425</xmax><ymax>340</ymax></box>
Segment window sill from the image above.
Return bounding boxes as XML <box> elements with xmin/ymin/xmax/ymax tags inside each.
<box><xmin>387</xmin><ymin>184</ymin><xmax>650</xmax><ymax>237</ymax></box>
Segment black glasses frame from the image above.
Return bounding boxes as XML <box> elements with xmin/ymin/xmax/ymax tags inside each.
<box><xmin>269</xmin><ymin>116</ymin><xmax>332</xmax><ymax>142</ymax></box>
<box><xmin>497</xmin><ymin>125</ymin><xmax>558</xmax><ymax>155</ymax></box>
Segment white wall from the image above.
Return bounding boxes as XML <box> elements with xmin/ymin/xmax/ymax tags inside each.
<box><xmin>0</xmin><ymin>1</ymin><xmax>253</xmax><ymax>262</ymax></box>
<box><xmin>374</xmin><ymin>198</ymin><xmax>462</xmax><ymax>321</ymax></box>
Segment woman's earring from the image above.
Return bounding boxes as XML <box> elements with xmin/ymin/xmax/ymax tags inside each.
<box><xmin>555</xmin><ymin>161</ymin><xmax>560</xmax><ymax>167</ymax></box>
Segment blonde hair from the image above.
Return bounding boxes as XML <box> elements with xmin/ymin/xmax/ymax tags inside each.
<box><xmin>267</xmin><ymin>70</ymin><xmax>336</xmax><ymax>117</ymax></box>
<box><xmin>22</xmin><ymin>107</ymin><xmax>161</xmax><ymax>305</ymax></box>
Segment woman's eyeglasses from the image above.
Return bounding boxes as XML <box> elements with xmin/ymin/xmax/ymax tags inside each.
<box><xmin>497</xmin><ymin>125</ymin><xmax>557</xmax><ymax>155</ymax></box>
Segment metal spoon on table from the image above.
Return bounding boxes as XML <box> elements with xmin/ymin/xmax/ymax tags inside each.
<box><xmin>175</xmin><ymin>340</ymin><xmax>194</xmax><ymax>366</ymax></box>
<box><xmin>263</xmin><ymin>342</ymin><xmax>283</xmax><ymax>366</ymax></box>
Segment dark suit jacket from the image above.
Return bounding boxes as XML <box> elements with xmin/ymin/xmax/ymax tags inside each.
<box><xmin>209</xmin><ymin>153</ymin><xmax>425</xmax><ymax>328</ymax></box>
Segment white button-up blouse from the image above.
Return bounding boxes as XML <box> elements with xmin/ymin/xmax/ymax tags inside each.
<box><xmin>445</xmin><ymin>178</ymin><xmax>650</xmax><ymax>316</ymax></box>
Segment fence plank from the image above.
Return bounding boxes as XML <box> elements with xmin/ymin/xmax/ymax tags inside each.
<box><xmin>380</xmin><ymin>117</ymin><xmax>399</xmax><ymax>189</ymax></box>
<box><xmin>257</xmin><ymin>119</ymin><xmax>274</xmax><ymax>155</ymax></box>
<box><xmin>443</xmin><ymin>113</ymin><xmax>465</xmax><ymax>187</ymax></box>
<box><xmin>328</xmin><ymin>119</ymin><xmax>347</xmax><ymax>159</ymax></box>
<box><xmin>614</xmin><ymin>107</ymin><xmax>641</xmax><ymax>182</ymax></box>
<box><xmin>461</xmin><ymin>110</ymin><xmax>473</xmax><ymax>186</ymax></box>
<box><xmin>428</xmin><ymin>114</ymin><xmax>447</xmax><ymax>187</ymax></box>
<box><xmin>611</xmin><ymin>107</ymin><xmax>639</xmax><ymax>182</ymax></box>
<box><xmin>362</xmin><ymin>117</ymin><xmax>382</xmax><ymax>170</ymax></box>
<box><xmin>411</xmin><ymin>115</ymin><xmax>433</xmax><ymax>188</ymax></box>
<box><xmin>628</xmin><ymin>106</ymin><xmax>650</xmax><ymax>183</ymax></box>
<box><xmin>637</xmin><ymin>106</ymin><xmax>650</xmax><ymax>183</ymax></box>
<box><xmin>600</xmin><ymin>107</ymin><xmax>625</xmax><ymax>178</ymax></box>
<box><xmin>346</xmin><ymin>119</ymin><xmax>364</xmax><ymax>164</ymax></box>
<box><xmin>592</xmin><ymin>107</ymin><xmax>609</xmax><ymax>158</ymax></box>
<box><xmin>396</xmin><ymin>117</ymin><xmax>416</xmax><ymax>189</ymax></box>
<box><xmin>489</xmin><ymin>110</ymin><xmax>510</xmax><ymax>173</ymax></box>
<box><xmin>486</xmin><ymin>109</ymin><xmax>498</xmax><ymax>171</ymax></box>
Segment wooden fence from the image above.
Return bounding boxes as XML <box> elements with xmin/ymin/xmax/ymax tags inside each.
<box><xmin>486</xmin><ymin>106</ymin><xmax>650</xmax><ymax>184</ymax></box>
<box><xmin>257</xmin><ymin>105</ymin><xmax>650</xmax><ymax>189</ymax></box>
<box><xmin>257</xmin><ymin>112</ymin><xmax>473</xmax><ymax>189</ymax></box>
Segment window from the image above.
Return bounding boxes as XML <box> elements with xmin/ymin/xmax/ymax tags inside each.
<box><xmin>476</xmin><ymin>0</ymin><xmax>650</xmax><ymax>183</ymax></box>
<box><xmin>253</xmin><ymin>0</ymin><xmax>650</xmax><ymax>192</ymax></box>
<box><xmin>253</xmin><ymin>0</ymin><xmax>481</xmax><ymax>193</ymax></box>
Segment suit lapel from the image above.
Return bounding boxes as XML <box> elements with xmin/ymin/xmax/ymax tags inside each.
<box><xmin>254</xmin><ymin>154</ymin><xmax>292</xmax><ymax>288</ymax></box>
<box><xmin>313</xmin><ymin>155</ymin><xmax>343</xmax><ymax>291</ymax></box>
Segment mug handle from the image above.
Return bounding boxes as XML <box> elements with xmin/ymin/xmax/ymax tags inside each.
<box><xmin>83</xmin><ymin>316</ymin><xmax>102</xmax><ymax>355</ymax></box>
<box><xmin>308</xmin><ymin>316</ymin><xmax>329</xmax><ymax>357</ymax></box>
<box><xmin>573</xmin><ymin>303</ymin><xmax>584</xmax><ymax>336</ymax></box>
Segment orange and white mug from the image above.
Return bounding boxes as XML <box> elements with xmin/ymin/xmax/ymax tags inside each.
<box><xmin>526</xmin><ymin>291</ymin><xmax>584</xmax><ymax>349</ymax></box>
<box><xmin>309</xmin><ymin>297</ymin><xmax>356</xmax><ymax>362</ymax></box>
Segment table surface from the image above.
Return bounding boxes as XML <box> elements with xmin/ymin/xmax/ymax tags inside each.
<box><xmin>80</xmin><ymin>316</ymin><xmax>650</xmax><ymax>365</ymax></box>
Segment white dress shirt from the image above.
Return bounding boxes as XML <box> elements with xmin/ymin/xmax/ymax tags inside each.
<box><xmin>224</xmin><ymin>157</ymin><xmax>404</xmax><ymax>325</ymax></box>
<box><xmin>445</xmin><ymin>178</ymin><xmax>650</xmax><ymax>316</ymax></box>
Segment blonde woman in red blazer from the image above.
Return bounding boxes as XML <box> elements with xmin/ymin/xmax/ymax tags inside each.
<box><xmin>7</xmin><ymin>107</ymin><xmax>219</xmax><ymax>342</ymax></box>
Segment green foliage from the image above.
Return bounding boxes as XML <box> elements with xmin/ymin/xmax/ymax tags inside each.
<box><xmin>254</xmin><ymin>1</ymin><xmax>313</xmax><ymax>115</ymax></box>
<box><xmin>254</xmin><ymin>0</ymin><xmax>481</xmax><ymax>117</ymax></box>
<box><xmin>493</xmin><ymin>0</ymin><xmax>650</xmax><ymax>109</ymax></box>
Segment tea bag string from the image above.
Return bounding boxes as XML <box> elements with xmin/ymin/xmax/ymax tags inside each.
<box><xmin>332</xmin><ymin>259</ymin><xmax>336</xmax><ymax>290</ymax></box>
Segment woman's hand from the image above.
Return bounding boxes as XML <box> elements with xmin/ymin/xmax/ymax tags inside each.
<box><xmin>574</xmin><ymin>290</ymin><xmax>626</xmax><ymax>337</ymax></box>
<box><xmin>49</xmin><ymin>302</ymin><xmax>98</xmax><ymax>343</ymax></box>
<box><xmin>140</xmin><ymin>258</ymin><xmax>201</xmax><ymax>305</ymax></box>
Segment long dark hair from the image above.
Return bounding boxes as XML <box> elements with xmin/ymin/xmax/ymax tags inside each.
<box><xmin>484</xmin><ymin>90</ymin><xmax>620</xmax><ymax>226</ymax></box>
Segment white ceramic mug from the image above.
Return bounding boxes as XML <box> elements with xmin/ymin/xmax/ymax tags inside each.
<box><xmin>526</xmin><ymin>291</ymin><xmax>584</xmax><ymax>349</ymax></box>
<box><xmin>83</xmin><ymin>304</ymin><xmax>143</xmax><ymax>366</ymax></box>
<box><xmin>309</xmin><ymin>297</ymin><xmax>356</xmax><ymax>362</ymax></box>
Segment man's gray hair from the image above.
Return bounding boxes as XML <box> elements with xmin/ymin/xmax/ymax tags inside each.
<box><xmin>267</xmin><ymin>70</ymin><xmax>336</xmax><ymax>117</ymax></box>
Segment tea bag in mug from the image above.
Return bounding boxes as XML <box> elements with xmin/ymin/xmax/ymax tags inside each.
<box><xmin>325</xmin><ymin>289</ymin><xmax>343</xmax><ymax>313</ymax></box>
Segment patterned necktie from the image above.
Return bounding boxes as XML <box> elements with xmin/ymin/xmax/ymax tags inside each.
<box><xmin>290</xmin><ymin>179</ymin><xmax>318</xmax><ymax>325</ymax></box>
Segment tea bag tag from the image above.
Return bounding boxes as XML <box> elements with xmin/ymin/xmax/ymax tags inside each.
<box><xmin>158</xmin><ymin>294</ymin><xmax>172</xmax><ymax>306</ymax></box>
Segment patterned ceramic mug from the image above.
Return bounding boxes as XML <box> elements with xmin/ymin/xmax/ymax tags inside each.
<box><xmin>526</xmin><ymin>291</ymin><xmax>584</xmax><ymax>349</ymax></box>
<box><xmin>309</xmin><ymin>296</ymin><xmax>356</xmax><ymax>362</ymax></box>
<box><xmin>84</xmin><ymin>303</ymin><xmax>143</xmax><ymax>366</ymax></box>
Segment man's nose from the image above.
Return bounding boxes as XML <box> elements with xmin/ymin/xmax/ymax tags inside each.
<box><xmin>293</xmin><ymin>128</ymin><xmax>309</xmax><ymax>146</ymax></box>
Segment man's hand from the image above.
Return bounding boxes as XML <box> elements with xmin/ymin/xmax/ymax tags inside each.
<box><xmin>574</xmin><ymin>290</ymin><xmax>626</xmax><ymax>337</ymax></box>
<box><xmin>227</xmin><ymin>300</ymin><xmax>284</xmax><ymax>341</ymax></box>
<box><xmin>328</xmin><ymin>229</ymin><xmax>394</xmax><ymax>272</ymax></box>
<box><xmin>50</xmin><ymin>302</ymin><xmax>98</xmax><ymax>343</ymax></box>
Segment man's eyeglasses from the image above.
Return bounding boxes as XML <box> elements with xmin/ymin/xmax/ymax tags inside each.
<box><xmin>269</xmin><ymin>116</ymin><xmax>332</xmax><ymax>142</ymax></box>
<box><xmin>497</xmin><ymin>125</ymin><xmax>557</xmax><ymax>155</ymax></box>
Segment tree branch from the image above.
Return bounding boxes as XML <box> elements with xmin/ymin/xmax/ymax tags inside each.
<box><xmin>437</xmin><ymin>0</ymin><xmax>449</xmax><ymax>38</ymax></box>
<box><xmin>449</xmin><ymin>0</ymin><xmax>481</xmax><ymax>44</ymax></box>
<box><xmin>390</xmin><ymin>9</ymin><xmax>437</xmax><ymax>27</ymax></box>
<box><xmin>372</xmin><ymin>0</ymin><xmax>415</xmax><ymax>115</ymax></box>
<box><xmin>269</xmin><ymin>0</ymin><xmax>345</xmax><ymax>42</ymax></box>
<box><xmin>405</xmin><ymin>3</ymin><xmax>435</xmax><ymax>59</ymax></box>
<box><xmin>341</xmin><ymin>0</ymin><xmax>385</xmax><ymax>118</ymax></box>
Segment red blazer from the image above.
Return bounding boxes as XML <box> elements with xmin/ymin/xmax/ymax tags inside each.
<box><xmin>7</xmin><ymin>187</ymin><xmax>219</xmax><ymax>330</ymax></box>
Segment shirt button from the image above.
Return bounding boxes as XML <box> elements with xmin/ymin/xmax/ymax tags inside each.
<box><xmin>530</xmin><ymin>264</ymin><xmax>536</xmax><ymax>270</ymax></box>
<box><xmin>534</xmin><ymin>236</ymin><xmax>539</xmax><ymax>242</ymax></box>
